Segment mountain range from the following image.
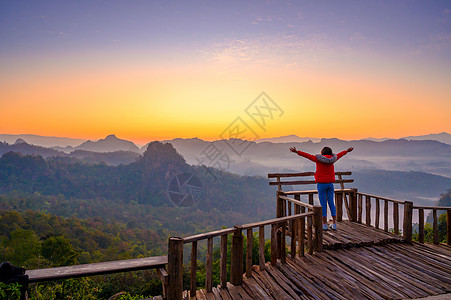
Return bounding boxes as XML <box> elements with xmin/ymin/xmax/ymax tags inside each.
<box><xmin>1</xmin><ymin>133</ymin><xmax>451</xmax><ymax>177</ymax></box>
<box><xmin>1</xmin><ymin>132</ymin><xmax>450</xmax><ymax>152</ymax></box>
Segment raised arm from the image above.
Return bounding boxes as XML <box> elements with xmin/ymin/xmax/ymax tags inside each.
<box><xmin>337</xmin><ymin>147</ymin><xmax>354</xmax><ymax>159</ymax></box>
<box><xmin>290</xmin><ymin>146</ymin><xmax>317</xmax><ymax>162</ymax></box>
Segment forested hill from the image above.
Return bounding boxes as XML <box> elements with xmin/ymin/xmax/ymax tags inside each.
<box><xmin>0</xmin><ymin>142</ymin><xmax>274</xmax><ymax>222</ymax></box>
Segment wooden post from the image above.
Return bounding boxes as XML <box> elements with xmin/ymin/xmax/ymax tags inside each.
<box><xmin>271</xmin><ymin>224</ymin><xmax>278</xmax><ymax>266</ymax></box>
<box><xmin>419</xmin><ymin>209</ymin><xmax>424</xmax><ymax>244</ymax></box>
<box><xmin>230</xmin><ymin>226</ymin><xmax>243</xmax><ymax>286</ymax></box>
<box><xmin>375</xmin><ymin>198</ymin><xmax>380</xmax><ymax>229</ymax></box>
<box><xmin>246</xmin><ymin>229</ymin><xmax>253</xmax><ymax>278</ymax></box>
<box><xmin>300</xmin><ymin>206</ymin><xmax>305</xmax><ymax>257</ymax></box>
<box><xmin>190</xmin><ymin>241</ymin><xmax>197</xmax><ymax>296</ymax></box>
<box><xmin>290</xmin><ymin>215</ymin><xmax>296</xmax><ymax>258</ymax></box>
<box><xmin>357</xmin><ymin>194</ymin><xmax>363</xmax><ymax>223</ymax></box>
<box><xmin>276</xmin><ymin>223</ymin><xmax>282</xmax><ymax>261</ymax></box>
<box><xmin>336</xmin><ymin>192</ymin><xmax>343</xmax><ymax>222</ymax></box>
<box><xmin>281</xmin><ymin>221</ymin><xmax>286</xmax><ymax>263</ymax></box>
<box><xmin>276</xmin><ymin>191</ymin><xmax>283</xmax><ymax>218</ymax></box>
<box><xmin>384</xmin><ymin>200</ymin><xmax>389</xmax><ymax>232</ymax></box>
<box><xmin>205</xmin><ymin>237</ymin><xmax>213</xmax><ymax>292</ymax></box>
<box><xmin>309</xmin><ymin>193</ymin><xmax>314</xmax><ymax>205</ymax></box>
<box><xmin>307</xmin><ymin>215</ymin><xmax>313</xmax><ymax>255</ymax></box>
<box><xmin>259</xmin><ymin>226</ymin><xmax>265</xmax><ymax>270</ymax></box>
<box><xmin>394</xmin><ymin>203</ymin><xmax>399</xmax><ymax>235</ymax></box>
<box><xmin>447</xmin><ymin>210</ymin><xmax>451</xmax><ymax>246</ymax></box>
<box><xmin>403</xmin><ymin>201</ymin><xmax>413</xmax><ymax>243</ymax></box>
<box><xmin>294</xmin><ymin>203</ymin><xmax>300</xmax><ymax>258</ymax></box>
<box><xmin>220</xmin><ymin>235</ymin><xmax>228</xmax><ymax>288</ymax></box>
<box><xmin>313</xmin><ymin>205</ymin><xmax>323</xmax><ymax>252</ymax></box>
<box><xmin>282</xmin><ymin>197</ymin><xmax>287</xmax><ymax>217</ymax></box>
<box><xmin>433</xmin><ymin>210</ymin><xmax>438</xmax><ymax>245</ymax></box>
<box><xmin>365</xmin><ymin>195</ymin><xmax>371</xmax><ymax>226</ymax></box>
<box><xmin>349</xmin><ymin>189</ymin><xmax>358</xmax><ymax>222</ymax></box>
<box><xmin>168</xmin><ymin>237</ymin><xmax>183</xmax><ymax>300</ymax></box>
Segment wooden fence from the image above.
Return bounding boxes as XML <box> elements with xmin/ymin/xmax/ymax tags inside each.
<box><xmin>167</xmin><ymin>209</ymin><xmax>321</xmax><ymax>299</ymax></box>
<box><xmin>355</xmin><ymin>192</ymin><xmax>451</xmax><ymax>245</ymax></box>
<box><xmin>268</xmin><ymin>171</ymin><xmax>451</xmax><ymax>246</ymax></box>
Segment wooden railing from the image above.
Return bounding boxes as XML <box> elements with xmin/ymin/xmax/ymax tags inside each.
<box><xmin>412</xmin><ymin>205</ymin><xmax>451</xmax><ymax>245</ymax></box>
<box><xmin>167</xmin><ymin>209</ymin><xmax>320</xmax><ymax>299</ymax></box>
<box><xmin>269</xmin><ymin>171</ymin><xmax>451</xmax><ymax>247</ymax></box>
<box><xmin>268</xmin><ymin>171</ymin><xmax>354</xmax><ymax>191</ymax></box>
<box><xmin>21</xmin><ymin>257</ymin><xmax>168</xmax><ymax>300</ymax></box>
<box><xmin>355</xmin><ymin>192</ymin><xmax>451</xmax><ymax>245</ymax></box>
<box><xmin>356</xmin><ymin>192</ymin><xmax>408</xmax><ymax>236</ymax></box>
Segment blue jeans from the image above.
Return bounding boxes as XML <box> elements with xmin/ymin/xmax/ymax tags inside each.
<box><xmin>317</xmin><ymin>183</ymin><xmax>336</xmax><ymax>217</ymax></box>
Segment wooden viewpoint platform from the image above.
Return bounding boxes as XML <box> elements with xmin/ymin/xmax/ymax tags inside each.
<box><xmin>184</xmin><ymin>221</ymin><xmax>451</xmax><ymax>300</ymax></box>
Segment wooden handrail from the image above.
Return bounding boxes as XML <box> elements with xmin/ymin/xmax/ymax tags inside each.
<box><xmin>283</xmin><ymin>188</ymin><xmax>354</xmax><ymax>195</ymax></box>
<box><xmin>183</xmin><ymin>228</ymin><xmax>236</xmax><ymax>244</ymax></box>
<box><xmin>413</xmin><ymin>206</ymin><xmax>451</xmax><ymax>210</ymax></box>
<box><xmin>241</xmin><ymin>211</ymin><xmax>315</xmax><ymax>229</ymax></box>
<box><xmin>357</xmin><ymin>192</ymin><xmax>405</xmax><ymax>204</ymax></box>
<box><xmin>269</xmin><ymin>179</ymin><xmax>354</xmax><ymax>186</ymax></box>
<box><xmin>278</xmin><ymin>195</ymin><xmax>315</xmax><ymax>210</ymax></box>
<box><xmin>268</xmin><ymin>171</ymin><xmax>352</xmax><ymax>178</ymax></box>
<box><xmin>26</xmin><ymin>256</ymin><xmax>168</xmax><ymax>283</ymax></box>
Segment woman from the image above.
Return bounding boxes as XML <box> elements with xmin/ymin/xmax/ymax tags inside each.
<box><xmin>289</xmin><ymin>146</ymin><xmax>354</xmax><ymax>230</ymax></box>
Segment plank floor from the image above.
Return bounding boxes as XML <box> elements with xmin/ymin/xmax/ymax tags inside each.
<box><xmin>322</xmin><ymin>220</ymin><xmax>403</xmax><ymax>249</ymax></box>
<box><xmin>184</xmin><ymin>243</ymin><xmax>451</xmax><ymax>300</ymax></box>
<box><xmin>179</xmin><ymin>221</ymin><xmax>450</xmax><ymax>300</ymax></box>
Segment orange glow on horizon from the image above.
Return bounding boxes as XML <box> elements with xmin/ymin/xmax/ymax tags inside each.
<box><xmin>1</xmin><ymin>51</ymin><xmax>450</xmax><ymax>144</ymax></box>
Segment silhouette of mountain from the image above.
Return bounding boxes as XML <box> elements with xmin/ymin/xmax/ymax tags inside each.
<box><xmin>75</xmin><ymin>134</ymin><xmax>140</xmax><ymax>153</ymax></box>
<box><xmin>402</xmin><ymin>132</ymin><xmax>451</xmax><ymax>145</ymax></box>
<box><xmin>0</xmin><ymin>140</ymin><xmax>65</xmax><ymax>158</ymax></box>
<box><xmin>70</xmin><ymin>150</ymin><xmax>140</xmax><ymax>166</ymax></box>
<box><xmin>160</xmin><ymin>137</ymin><xmax>451</xmax><ymax>177</ymax></box>
<box><xmin>0</xmin><ymin>134</ymin><xmax>85</xmax><ymax>148</ymax></box>
<box><xmin>256</xmin><ymin>135</ymin><xmax>321</xmax><ymax>143</ymax></box>
<box><xmin>14</xmin><ymin>138</ymin><xmax>27</xmax><ymax>145</ymax></box>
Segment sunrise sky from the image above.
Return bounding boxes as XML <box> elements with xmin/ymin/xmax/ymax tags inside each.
<box><xmin>1</xmin><ymin>1</ymin><xmax>450</xmax><ymax>144</ymax></box>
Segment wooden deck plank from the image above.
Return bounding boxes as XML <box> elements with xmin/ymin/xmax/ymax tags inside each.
<box><xmin>226</xmin><ymin>282</ymin><xmax>253</xmax><ymax>300</ymax></box>
<box><xmin>26</xmin><ymin>256</ymin><xmax>167</xmax><ymax>283</ymax></box>
<box><xmin>186</xmin><ymin>222</ymin><xmax>450</xmax><ymax>300</ymax></box>
<box><xmin>241</xmin><ymin>275</ymin><xmax>273</xmax><ymax>299</ymax></box>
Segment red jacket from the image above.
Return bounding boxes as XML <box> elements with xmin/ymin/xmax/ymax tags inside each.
<box><xmin>296</xmin><ymin>150</ymin><xmax>348</xmax><ymax>183</ymax></box>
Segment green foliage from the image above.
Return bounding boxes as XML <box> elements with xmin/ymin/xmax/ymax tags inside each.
<box><xmin>117</xmin><ymin>293</ymin><xmax>144</xmax><ymax>300</ymax></box>
<box><xmin>41</xmin><ymin>236</ymin><xmax>78</xmax><ymax>266</ymax></box>
<box><xmin>0</xmin><ymin>210</ymin><xmax>166</xmax><ymax>268</ymax></box>
<box><xmin>0</xmin><ymin>148</ymin><xmax>274</xmax><ymax>222</ymax></box>
<box><xmin>2</xmin><ymin>229</ymin><xmax>41</xmax><ymax>268</ymax></box>
<box><xmin>0</xmin><ymin>282</ymin><xmax>21</xmax><ymax>300</ymax></box>
<box><xmin>30</xmin><ymin>278</ymin><xmax>100</xmax><ymax>300</ymax></box>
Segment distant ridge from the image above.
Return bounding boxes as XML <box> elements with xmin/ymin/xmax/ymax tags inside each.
<box><xmin>0</xmin><ymin>134</ymin><xmax>86</xmax><ymax>148</ymax></box>
<box><xmin>75</xmin><ymin>134</ymin><xmax>140</xmax><ymax>153</ymax></box>
<box><xmin>256</xmin><ymin>135</ymin><xmax>321</xmax><ymax>143</ymax></box>
<box><xmin>401</xmin><ymin>132</ymin><xmax>451</xmax><ymax>145</ymax></box>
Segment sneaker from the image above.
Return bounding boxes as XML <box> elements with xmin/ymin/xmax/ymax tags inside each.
<box><xmin>322</xmin><ymin>224</ymin><xmax>329</xmax><ymax>231</ymax></box>
<box><xmin>330</xmin><ymin>224</ymin><xmax>337</xmax><ymax>230</ymax></box>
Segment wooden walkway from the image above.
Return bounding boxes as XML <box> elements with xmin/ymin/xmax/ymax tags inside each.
<box><xmin>181</xmin><ymin>222</ymin><xmax>451</xmax><ymax>300</ymax></box>
<box><xmin>322</xmin><ymin>220</ymin><xmax>403</xmax><ymax>249</ymax></box>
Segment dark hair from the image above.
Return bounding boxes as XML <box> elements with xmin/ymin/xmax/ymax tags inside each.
<box><xmin>321</xmin><ymin>146</ymin><xmax>333</xmax><ymax>156</ymax></box>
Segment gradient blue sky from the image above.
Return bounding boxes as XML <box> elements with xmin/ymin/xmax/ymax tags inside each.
<box><xmin>1</xmin><ymin>1</ymin><xmax>450</xmax><ymax>142</ymax></box>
